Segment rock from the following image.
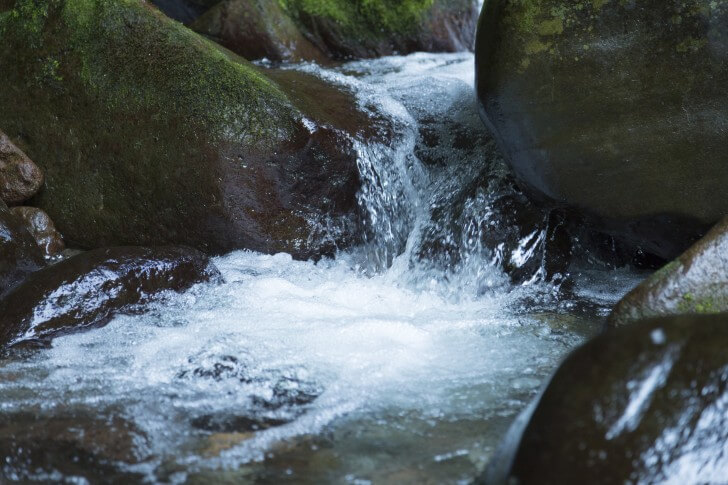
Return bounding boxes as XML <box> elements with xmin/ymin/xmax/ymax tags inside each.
<box><xmin>609</xmin><ymin>217</ymin><xmax>728</xmax><ymax>327</ymax></box>
<box><xmin>476</xmin><ymin>0</ymin><xmax>728</xmax><ymax>261</ymax></box>
<box><xmin>150</xmin><ymin>0</ymin><xmax>220</xmax><ymax>24</ymax></box>
<box><xmin>0</xmin><ymin>246</ymin><xmax>221</xmax><ymax>348</ymax></box>
<box><xmin>10</xmin><ymin>206</ymin><xmax>65</xmax><ymax>258</ymax></box>
<box><xmin>0</xmin><ymin>0</ymin><xmax>368</xmax><ymax>259</ymax></box>
<box><xmin>192</xmin><ymin>0</ymin><xmax>328</xmax><ymax>63</ymax></box>
<box><xmin>0</xmin><ymin>412</ymin><xmax>148</xmax><ymax>483</ymax></box>
<box><xmin>0</xmin><ymin>129</ymin><xmax>44</xmax><ymax>204</ymax></box>
<box><xmin>192</xmin><ymin>0</ymin><xmax>480</xmax><ymax>62</ymax></box>
<box><xmin>481</xmin><ymin>313</ymin><xmax>728</xmax><ymax>485</ymax></box>
<box><xmin>0</xmin><ymin>200</ymin><xmax>45</xmax><ymax>297</ymax></box>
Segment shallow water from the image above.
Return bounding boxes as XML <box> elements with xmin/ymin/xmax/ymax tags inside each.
<box><xmin>0</xmin><ymin>52</ymin><xmax>642</xmax><ymax>484</ymax></box>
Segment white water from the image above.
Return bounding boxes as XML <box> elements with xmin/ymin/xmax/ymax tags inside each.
<box><xmin>0</xmin><ymin>53</ymin><xmax>638</xmax><ymax>483</ymax></box>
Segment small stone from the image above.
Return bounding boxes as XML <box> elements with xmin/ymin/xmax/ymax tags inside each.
<box><xmin>0</xmin><ymin>130</ymin><xmax>43</xmax><ymax>204</ymax></box>
<box><xmin>10</xmin><ymin>206</ymin><xmax>65</xmax><ymax>258</ymax></box>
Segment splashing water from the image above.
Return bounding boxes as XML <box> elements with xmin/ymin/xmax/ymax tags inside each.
<box><xmin>0</xmin><ymin>53</ymin><xmax>641</xmax><ymax>484</ymax></box>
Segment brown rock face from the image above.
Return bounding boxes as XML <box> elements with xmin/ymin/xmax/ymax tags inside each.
<box><xmin>481</xmin><ymin>313</ymin><xmax>728</xmax><ymax>485</ymax></box>
<box><xmin>0</xmin><ymin>200</ymin><xmax>45</xmax><ymax>297</ymax></box>
<box><xmin>0</xmin><ymin>246</ymin><xmax>221</xmax><ymax>348</ymax></box>
<box><xmin>10</xmin><ymin>206</ymin><xmax>65</xmax><ymax>258</ymax></box>
<box><xmin>608</xmin><ymin>217</ymin><xmax>728</xmax><ymax>327</ymax></box>
<box><xmin>0</xmin><ymin>130</ymin><xmax>44</xmax><ymax>204</ymax></box>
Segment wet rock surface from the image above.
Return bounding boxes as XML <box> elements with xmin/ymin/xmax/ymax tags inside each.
<box><xmin>0</xmin><ymin>0</ymin><xmax>369</xmax><ymax>259</ymax></box>
<box><xmin>9</xmin><ymin>206</ymin><xmax>65</xmax><ymax>258</ymax></box>
<box><xmin>150</xmin><ymin>0</ymin><xmax>219</xmax><ymax>24</ymax></box>
<box><xmin>0</xmin><ymin>411</ymin><xmax>149</xmax><ymax>483</ymax></box>
<box><xmin>192</xmin><ymin>0</ymin><xmax>479</xmax><ymax>62</ymax></box>
<box><xmin>481</xmin><ymin>313</ymin><xmax>728</xmax><ymax>485</ymax></box>
<box><xmin>0</xmin><ymin>246</ymin><xmax>221</xmax><ymax>348</ymax></box>
<box><xmin>609</xmin><ymin>217</ymin><xmax>728</xmax><ymax>327</ymax></box>
<box><xmin>0</xmin><ymin>200</ymin><xmax>45</xmax><ymax>297</ymax></box>
<box><xmin>476</xmin><ymin>0</ymin><xmax>728</xmax><ymax>261</ymax></box>
<box><xmin>0</xmin><ymin>130</ymin><xmax>44</xmax><ymax>204</ymax></box>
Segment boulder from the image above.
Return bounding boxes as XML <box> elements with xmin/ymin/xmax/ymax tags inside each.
<box><xmin>0</xmin><ymin>0</ymin><xmax>366</xmax><ymax>259</ymax></box>
<box><xmin>0</xmin><ymin>246</ymin><xmax>221</xmax><ymax>348</ymax></box>
<box><xmin>192</xmin><ymin>0</ymin><xmax>480</xmax><ymax>62</ymax></box>
<box><xmin>481</xmin><ymin>313</ymin><xmax>728</xmax><ymax>485</ymax></box>
<box><xmin>0</xmin><ymin>129</ymin><xmax>44</xmax><ymax>204</ymax></box>
<box><xmin>0</xmin><ymin>199</ymin><xmax>45</xmax><ymax>296</ymax></box>
<box><xmin>10</xmin><ymin>206</ymin><xmax>65</xmax><ymax>258</ymax></box>
<box><xmin>476</xmin><ymin>0</ymin><xmax>728</xmax><ymax>261</ymax></box>
<box><xmin>609</xmin><ymin>217</ymin><xmax>728</xmax><ymax>327</ymax></box>
<box><xmin>149</xmin><ymin>0</ymin><xmax>220</xmax><ymax>24</ymax></box>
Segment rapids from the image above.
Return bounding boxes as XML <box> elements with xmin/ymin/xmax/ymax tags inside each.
<box><xmin>0</xmin><ymin>52</ymin><xmax>642</xmax><ymax>483</ymax></box>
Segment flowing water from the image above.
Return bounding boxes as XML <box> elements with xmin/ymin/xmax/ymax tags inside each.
<box><xmin>0</xmin><ymin>52</ymin><xmax>642</xmax><ymax>483</ymax></box>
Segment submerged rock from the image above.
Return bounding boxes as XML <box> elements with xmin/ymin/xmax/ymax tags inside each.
<box><xmin>0</xmin><ymin>412</ymin><xmax>148</xmax><ymax>483</ymax></box>
<box><xmin>0</xmin><ymin>200</ymin><xmax>45</xmax><ymax>297</ymax></box>
<box><xmin>481</xmin><ymin>313</ymin><xmax>728</xmax><ymax>485</ymax></box>
<box><xmin>476</xmin><ymin>0</ymin><xmax>728</xmax><ymax>261</ymax></box>
<box><xmin>192</xmin><ymin>0</ymin><xmax>480</xmax><ymax>62</ymax></box>
<box><xmin>10</xmin><ymin>206</ymin><xmax>65</xmax><ymax>258</ymax></box>
<box><xmin>609</xmin><ymin>217</ymin><xmax>728</xmax><ymax>327</ymax></box>
<box><xmin>0</xmin><ymin>0</ymin><xmax>366</xmax><ymax>258</ymax></box>
<box><xmin>0</xmin><ymin>130</ymin><xmax>43</xmax><ymax>204</ymax></box>
<box><xmin>0</xmin><ymin>246</ymin><xmax>220</xmax><ymax>348</ymax></box>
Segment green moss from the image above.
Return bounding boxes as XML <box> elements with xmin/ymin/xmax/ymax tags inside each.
<box><xmin>277</xmin><ymin>0</ymin><xmax>435</xmax><ymax>35</ymax></box>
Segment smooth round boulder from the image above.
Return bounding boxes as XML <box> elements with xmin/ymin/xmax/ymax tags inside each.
<box><xmin>609</xmin><ymin>216</ymin><xmax>728</xmax><ymax>327</ymax></box>
<box><xmin>0</xmin><ymin>246</ymin><xmax>221</xmax><ymax>348</ymax></box>
<box><xmin>480</xmin><ymin>313</ymin><xmax>728</xmax><ymax>485</ymax></box>
<box><xmin>476</xmin><ymin>0</ymin><xmax>728</xmax><ymax>260</ymax></box>
<box><xmin>10</xmin><ymin>206</ymin><xmax>65</xmax><ymax>258</ymax></box>
<box><xmin>0</xmin><ymin>130</ymin><xmax>44</xmax><ymax>204</ymax></box>
<box><xmin>0</xmin><ymin>0</ymin><xmax>367</xmax><ymax>259</ymax></box>
<box><xmin>193</xmin><ymin>0</ymin><xmax>480</xmax><ymax>62</ymax></box>
<box><xmin>0</xmin><ymin>200</ymin><xmax>45</xmax><ymax>297</ymax></box>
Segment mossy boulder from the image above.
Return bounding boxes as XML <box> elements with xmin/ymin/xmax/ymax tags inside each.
<box><xmin>0</xmin><ymin>0</ymin><xmax>365</xmax><ymax>258</ymax></box>
<box><xmin>0</xmin><ymin>246</ymin><xmax>221</xmax><ymax>349</ymax></box>
<box><xmin>0</xmin><ymin>199</ymin><xmax>45</xmax><ymax>297</ymax></box>
<box><xmin>476</xmin><ymin>0</ymin><xmax>728</xmax><ymax>261</ymax></box>
<box><xmin>609</xmin><ymin>217</ymin><xmax>728</xmax><ymax>327</ymax></box>
<box><xmin>481</xmin><ymin>313</ymin><xmax>728</xmax><ymax>484</ymax></box>
<box><xmin>192</xmin><ymin>0</ymin><xmax>480</xmax><ymax>62</ymax></box>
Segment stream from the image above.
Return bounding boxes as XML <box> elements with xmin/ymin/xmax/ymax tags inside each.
<box><xmin>0</xmin><ymin>52</ymin><xmax>642</xmax><ymax>483</ymax></box>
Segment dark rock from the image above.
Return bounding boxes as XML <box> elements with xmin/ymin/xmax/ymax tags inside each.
<box><xmin>192</xmin><ymin>0</ymin><xmax>328</xmax><ymax>63</ymax></box>
<box><xmin>192</xmin><ymin>0</ymin><xmax>480</xmax><ymax>62</ymax></box>
<box><xmin>10</xmin><ymin>206</ymin><xmax>65</xmax><ymax>258</ymax></box>
<box><xmin>0</xmin><ymin>411</ymin><xmax>148</xmax><ymax>483</ymax></box>
<box><xmin>0</xmin><ymin>0</ymin><xmax>368</xmax><ymax>259</ymax></box>
<box><xmin>476</xmin><ymin>0</ymin><xmax>728</xmax><ymax>261</ymax></box>
<box><xmin>609</xmin><ymin>217</ymin><xmax>728</xmax><ymax>327</ymax></box>
<box><xmin>0</xmin><ymin>129</ymin><xmax>44</xmax><ymax>204</ymax></box>
<box><xmin>0</xmin><ymin>199</ymin><xmax>45</xmax><ymax>297</ymax></box>
<box><xmin>480</xmin><ymin>313</ymin><xmax>728</xmax><ymax>485</ymax></box>
<box><xmin>0</xmin><ymin>246</ymin><xmax>221</xmax><ymax>348</ymax></box>
<box><xmin>149</xmin><ymin>0</ymin><xmax>220</xmax><ymax>24</ymax></box>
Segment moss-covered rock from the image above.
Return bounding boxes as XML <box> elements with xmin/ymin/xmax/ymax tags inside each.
<box><xmin>0</xmin><ymin>0</ymin><xmax>364</xmax><ymax>257</ymax></box>
<box><xmin>476</xmin><ymin>0</ymin><xmax>728</xmax><ymax>261</ymax></box>
<box><xmin>192</xmin><ymin>0</ymin><xmax>479</xmax><ymax>62</ymax></box>
<box><xmin>0</xmin><ymin>199</ymin><xmax>45</xmax><ymax>296</ymax></box>
<box><xmin>481</xmin><ymin>313</ymin><xmax>728</xmax><ymax>484</ymax></box>
<box><xmin>608</xmin><ymin>217</ymin><xmax>728</xmax><ymax>327</ymax></box>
